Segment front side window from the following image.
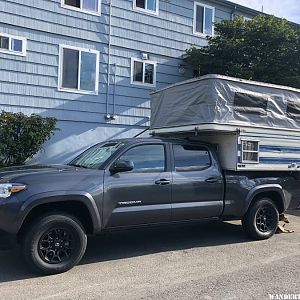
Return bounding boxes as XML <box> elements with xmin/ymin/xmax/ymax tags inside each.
<box><xmin>173</xmin><ymin>145</ymin><xmax>211</xmax><ymax>172</ymax></box>
<box><xmin>0</xmin><ymin>34</ymin><xmax>26</xmax><ymax>56</ymax></box>
<box><xmin>62</xmin><ymin>0</ymin><xmax>101</xmax><ymax>15</ymax></box>
<box><xmin>118</xmin><ymin>144</ymin><xmax>165</xmax><ymax>173</ymax></box>
<box><xmin>131</xmin><ymin>58</ymin><xmax>156</xmax><ymax>87</ymax></box>
<box><xmin>134</xmin><ymin>0</ymin><xmax>158</xmax><ymax>15</ymax></box>
<box><xmin>59</xmin><ymin>45</ymin><xmax>99</xmax><ymax>94</ymax></box>
<box><xmin>193</xmin><ymin>2</ymin><xmax>214</xmax><ymax>36</ymax></box>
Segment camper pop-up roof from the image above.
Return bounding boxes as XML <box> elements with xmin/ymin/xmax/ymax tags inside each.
<box><xmin>150</xmin><ymin>74</ymin><xmax>300</xmax><ymax>133</ymax></box>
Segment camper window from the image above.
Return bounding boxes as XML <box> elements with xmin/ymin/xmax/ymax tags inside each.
<box><xmin>241</xmin><ymin>140</ymin><xmax>259</xmax><ymax>163</ymax></box>
<box><xmin>234</xmin><ymin>92</ymin><xmax>268</xmax><ymax>115</ymax></box>
<box><xmin>287</xmin><ymin>101</ymin><xmax>300</xmax><ymax>120</ymax></box>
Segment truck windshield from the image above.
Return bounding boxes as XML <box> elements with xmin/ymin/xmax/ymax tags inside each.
<box><xmin>69</xmin><ymin>142</ymin><xmax>124</xmax><ymax>169</ymax></box>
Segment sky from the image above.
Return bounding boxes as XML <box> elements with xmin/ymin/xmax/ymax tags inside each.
<box><xmin>230</xmin><ymin>0</ymin><xmax>300</xmax><ymax>24</ymax></box>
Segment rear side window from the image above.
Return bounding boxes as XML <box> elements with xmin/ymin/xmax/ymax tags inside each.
<box><xmin>173</xmin><ymin>144</ymin><xmax>211</xmax><ymax>172</ymax></box>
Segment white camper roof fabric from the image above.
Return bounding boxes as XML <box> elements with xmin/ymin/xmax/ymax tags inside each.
<box><xmin>150</xmin><ymin>75</ymin><xmax>300</xmax><ymax>131</ymax></box>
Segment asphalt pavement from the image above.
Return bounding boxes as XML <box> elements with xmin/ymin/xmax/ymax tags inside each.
<box><xmin>0</xmin><ymin>210</ymin><xmax>299</xmax><ymax>300</ymax></box>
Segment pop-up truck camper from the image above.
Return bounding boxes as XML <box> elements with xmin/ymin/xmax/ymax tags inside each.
<box><xmin>1</xmin><ymin>74</ymin><xmax>300</xmax><ymax>275</ymax></box>
<box><xmin>150</xmin><ymin>74</ymin><xmax>300</xmax><ymax>172</ymax></box>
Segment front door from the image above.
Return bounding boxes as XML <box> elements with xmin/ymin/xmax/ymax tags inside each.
<box><xmin>171</xmin><ymin>143</ymin><xmax>224</xmax><ymax>221</ymax></box>
<box><xmin>103</xmin><ymin>143</ymin><xmax>172</xmax><ymax>228</ymax></box>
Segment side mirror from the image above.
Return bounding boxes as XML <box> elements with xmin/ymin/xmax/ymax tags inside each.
<box><xmin>110</xmin><ymin>160</ymin><xmax>134</xmax><ymax>175</ymax></box>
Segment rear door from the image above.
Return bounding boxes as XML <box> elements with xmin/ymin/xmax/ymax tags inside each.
<box><xmin>171</xmin><ymin>143</ymin><xmax>224</xmax><ymax>221</ymax></box>
<box><xmin>103</xmin><ymin>142</ymin><xmax>172</xmax><ymax>227</ymax></box>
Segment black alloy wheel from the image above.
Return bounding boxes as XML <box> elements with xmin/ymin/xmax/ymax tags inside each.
<box><xmin>255</xmin><ymin>205</ymin><xmax>278</xmax><ymax>233</ymax></box>
<box><xmin>38</xmin><ymin>227</ymin><xmax>75</xmax><ymax>264</ymax></box>
<box><xmin>242</xmin><ymin>198</ymin><xmax>279</xmax><ymax>240</ymax></box>
<box><xmin>22</xmin><ymin>213</ymin><xmax>87</xmax><ymax>275</ymax></box>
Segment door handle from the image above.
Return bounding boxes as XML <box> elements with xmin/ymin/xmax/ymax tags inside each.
<box><xmin>155</xmin><ymin>179</ymin><xmax>171</xmax><ymax>185</ymax></box>
<box><xmin>205</xmin><ymin>177</ymin><xmax>219</xmax><ymax>183</ymax></box>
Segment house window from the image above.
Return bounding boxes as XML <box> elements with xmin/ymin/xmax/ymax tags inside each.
<box><xmin>131</xmin><ymin>58</ymin><xmax>156</xmax><ymax>87</ymax></box>
<box><xmin>59</xmin><ymin>45</ymin><xmax>99</xmax><ymax>94</ymax></box>
<box><xmin>62</xmin><ymin>0</ymin><xmax>101</xmax><ymax>15</ymax></box>
<box><xmin>0</xmin><ymin>33</ymin><xmax>26</xmax><ymax>56</ymax></box>
<box><xmin>133</xmin><ymin>0</ymin><xmax>158</xmax><ymax>15</ymax></box>
<box><xmin>241</xmin><ymin>140</ymin><xmax>260</xmax><ymax>163</ymax></box>
<box><xmin>193</xmin><ymin>2</ymin><xmax>215</xmax><ymax>36</ymax></box>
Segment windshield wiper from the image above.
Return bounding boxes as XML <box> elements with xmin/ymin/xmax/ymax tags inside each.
<box><xmin>68</xmin><ymin>163</ymin><xmax>88</xmax><ymax>169</ymax></box>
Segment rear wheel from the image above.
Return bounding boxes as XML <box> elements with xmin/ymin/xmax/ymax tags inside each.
<box><xmin>22</xmin><ymin>213</ymin><xmax>87</xmax><ymax>275</ymax></box>
<box><xmin>242</xmin><ymin>198</ymin><xmax>279</xmax><ymax>240</ymax></box>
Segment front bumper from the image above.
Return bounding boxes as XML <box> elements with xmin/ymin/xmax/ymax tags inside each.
<box><xmin>0</xmin><ymin>196</ymin><xmax>22</xmax><ymax>235</ymax></box>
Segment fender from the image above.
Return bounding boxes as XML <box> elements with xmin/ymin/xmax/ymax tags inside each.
<box><xmin>15</xmin><ymin>190</ymin><xmax>102</xmax><ymax>234</ymax></box>
<box><xmin>243</xmin><ymin>184</ymin><xmax>287</xmax><ymax>214</ymax></box>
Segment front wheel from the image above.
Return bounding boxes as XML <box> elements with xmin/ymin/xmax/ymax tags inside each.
<box><xmin>242</xmin><ymin>198</ymin><xmax>279</xmax><ymax>240</ymax></box>
<box><xmin>22</xmin><ymin>213</ymin><xmax>87</xmax><ymax>275</ymax></box>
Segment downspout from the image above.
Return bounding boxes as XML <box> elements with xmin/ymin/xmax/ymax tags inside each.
<box><xmin>112</xmin><ymin>63</ymin><xmax>117</xmax><ymax>118</ymax></box>
<box><xmin>105</xmin><ymin>0</ymin><xmax>113</xmax><ymax>120</ymax></box>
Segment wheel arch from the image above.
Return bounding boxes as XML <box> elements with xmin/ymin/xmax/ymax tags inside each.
<box><xmin>244</xmin><ymin>185</ymin><xmax>286</xmax><ymax>215</ymax></box>
<box><xmin>17</xmin><ymin>192</ymin><xmax>102</xmax><ymax>241</ymax></box>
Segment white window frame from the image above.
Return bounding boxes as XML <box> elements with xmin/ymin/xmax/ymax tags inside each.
<box><xmin>58</xmin><ymin>44</ymin><xmax>100</xmax><ymax>95</ymax></box>
<box><xmin>0</xmin><ymin>33</ymin><xmax>27</xmax><ymax>57</ymax></box>
<box><xmin>131</xmin><ymin>57</ymin><xmax>157</xmax><ymax>88</ymax></box>
<box><xmin>193</xmin><ymin>2</ymin><xmax>215</xmax><ymax>37</ymax></box>
<box><xmin>241</xmin><ymin>139</ymin><xmax>260</xmax><ymax>164</ymax></box>
<box><xmin>61</xmin><ymin>0</ymin><xmax>101</xmax><ymax>16</ymax></box>
<box><xmin>133</xmin><ymin>0</ymin><xmax>159</xmax><ymax>16</ymax></box>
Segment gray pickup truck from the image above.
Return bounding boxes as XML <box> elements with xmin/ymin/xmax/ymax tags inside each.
<box><xmin>0</xmin><ymin>137</ymin><xmax>299</xmax><ymax>275</ymax></box>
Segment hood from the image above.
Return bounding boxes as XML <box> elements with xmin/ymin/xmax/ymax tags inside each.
<box><xmin>0</xmin><ymin>164</ymin><xmax>76</xmax><ymax>182</ymax></box>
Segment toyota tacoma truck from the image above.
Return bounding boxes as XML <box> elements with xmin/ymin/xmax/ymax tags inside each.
<box><xmin>0</xmin><ymin>137</ymin><xmax>299</xmax><ymax>275</ymax></box>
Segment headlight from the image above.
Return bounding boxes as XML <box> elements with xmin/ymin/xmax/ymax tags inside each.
<box><xmin>0</xmin><ymin>183</ymin><xmax>26</xmax><ymax>198</ymax></box>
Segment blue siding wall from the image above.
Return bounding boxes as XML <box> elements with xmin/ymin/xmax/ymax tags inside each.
<box><xmin>0</xmin><ymin>0</ymin><xmax>257</xmax><ymax>163</ymax></box>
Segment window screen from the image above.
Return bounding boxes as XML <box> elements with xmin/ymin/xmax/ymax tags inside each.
<box><xmin>287</xmin><ymin>101</ymin><xmax>300</xmax><ymax>120</ymax></box>
<box><xmin>0</xmin><ymin>36</ymin><xmax>9</xmax><ymax>49</ymax></box>
<box><xmin>65</xmin><ymin>0</ymin><xmax>80</xmax><ymax>8</ymax></box>
<box><xmin>173</xmin><ymin>145</ymin><xmax>211</xmax><ymax>172</ymax></box>
<box><xmin>136</xmin><ymin>0</ymin><xmax>146</xmax><ymax>9</ymax></box>
<box><xmin>195</xmin><ymin>5</ymin><xmax>204</xmax><ymax>33</ymax></box>
<box><xmin>62</xmin><ymin>48</ymin><xmax>79</xmax><ymax>89</ymax></box>
<box><xmin>234</xmin><ymin>92</ymin><xmax>268</xmax><ymax>114</ymax></box>
<box><xmin>133</xmin><ymin>61</ymin><xmax>143</xmax><ymax>82</ymax></box>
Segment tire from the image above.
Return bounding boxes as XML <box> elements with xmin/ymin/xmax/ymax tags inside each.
<box><xmin>22</xmin><ymin>213</ymin><xmax>87</xmax><ymax>275</ymax></box>
<box><xmin>242</xmin><ymin>198</ymin><xmax>279</xmax><ymax>240</ymax></box>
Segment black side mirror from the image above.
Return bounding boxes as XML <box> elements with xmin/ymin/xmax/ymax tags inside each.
<box><xmin>110</xmin><ymin>160</ymin><xmax>134</xmax><ymax>175</ymax></box>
